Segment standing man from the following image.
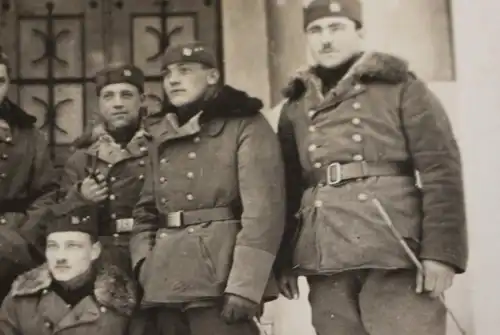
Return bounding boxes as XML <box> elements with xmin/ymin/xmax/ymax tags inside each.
<box><xmin>60</xmin><ymin>64</ymin><xmax>152</xmax><ymax>273</ymax></box>
<box><xmin>0</xmin><ymin>204</ymin><xmax>138</xmax><ymax>335</ymax></box>
<box><xmin>0</xmin><ymin>51</ymin><xmax>58</xmax><ymax>302</ymax></box>
<box><xmin>275</xmin><ymin>1</ymin><xmax>467</xmax><ymax>335</ymax></box>
<box><xmin>131</xmin><ymin>42</ymin><xmax>285</xmax><ymax>335</ymax></box>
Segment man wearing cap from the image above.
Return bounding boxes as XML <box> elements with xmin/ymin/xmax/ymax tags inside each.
<box><xmin>0</xmin><ymin>50</ymin><xmax>58</xmax><ymax>302</ymax></box>
<box><xmin>0</xmin><ymin>204</ymin><xmax>139</xmax><ymax>335</ymax></box>
<box><xmin>60</xmin><ymin>64</ymin><xmax>152</xmax><ymax>274</ymax></box>
<box><xmin>274</xmin><ymin>1</ymin><xmax>467</xmax><ymax>334</ymax></box>
<box><xmin>130</xmin><ymin>41</ymin><xmax>285</xmax><ymax>335</ymax></box>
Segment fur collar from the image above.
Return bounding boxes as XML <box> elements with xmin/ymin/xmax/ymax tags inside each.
<box><xmin>11</xmin><ymin>263</ymin><xmax>137</xmax><ymax>316</ymax></box>
<box><xmin>151</xmin><ymin>85</ymin><xmax>263</xmax><ymax>123</ymax></box>
<box><xmin>283</xmin><ymin>51</ymin><xmax>410</xmax><ymax>101</ymax></box>
<box><xmin>72</xmin><ymin>123</ymin><xmax>151</xmax><ymax>149</ymax></box>
<box><xmin>0</xmin><ymin>99</ymin><xmax>37</xmax><ymax>128</ymax></box>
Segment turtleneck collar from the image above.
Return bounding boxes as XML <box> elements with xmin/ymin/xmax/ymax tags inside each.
<box><xmin>51</xmin><ymin>265</ymin><xmax>96</xmax><ymax>306</ymax></box>
<box><xmin>313</xmin><ymin>53</ymin><xmax>361</xmax><ymax>94</ymax></box>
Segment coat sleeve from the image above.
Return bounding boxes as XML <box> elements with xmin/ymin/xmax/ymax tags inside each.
<box><xmin>18</xmin><ymin>131</ymin><xmax>58</xmax><ymax>247</ymax></box>
<box><xmin>58</xmin><ymin>150</ymin><xmax>94</xmax><ymax>212</ymax></box>
<box><xmin>130</xmin><ymin>155</ymin><xmax>158</xmax><ymax>271</ymax></box>
<box><xmin>0</xmin><ymin>294</ymin><xmax>22</xmax><ymax>335</ymax></box>
<box><xmin>224</xmin><ymin>114</ymin><xmax>286</xmax><ymax>304</ymax></box>
<box><xmin>274</xmin><ymin>102</ymin><xmax>304</xmax><ymax>276</ymax></box>
<box><xmin>400</xmin><ymin>76</ymin><xmax>468</xmax><ymax>273</ymax></box>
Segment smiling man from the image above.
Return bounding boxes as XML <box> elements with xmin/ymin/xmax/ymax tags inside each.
<box><xmin>60</xmin><ymin>64</ymin><xmax>152</xmax><ymax>274</ymax></box>
<box><xmin>274</xmin><ymin>1</ymin><xmax>467</xmax><ymax>335</ymax></box>
<box><xmin>0</xmin><ymin>204</ymin><xmax>137</xmax><ymax>335</ymax></box>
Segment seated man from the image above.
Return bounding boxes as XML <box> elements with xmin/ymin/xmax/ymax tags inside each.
<box><xmin>0</xmin><ymin>204</ymin><xmax>138</xmax><ymax>335</ymax></box>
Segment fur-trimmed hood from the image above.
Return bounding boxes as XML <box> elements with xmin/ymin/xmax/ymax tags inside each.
<box><xmin>10</xmin><ymin>263</ymin><xmax>137</xmax><ymax>316</ymax></box>
<box><xmin>0</xmin><ymin>99</ymin><xmax>37</xmax><ymax>128</ymax></box>
<box><xmin>157</xmin><ymin>84</ymin><xmax>263</xmax><ymax>123</ymax></box>
<box><xmin>283</xmin><ymin>51</ymin><xmax>410</xmax><ymax>101</ymax></box>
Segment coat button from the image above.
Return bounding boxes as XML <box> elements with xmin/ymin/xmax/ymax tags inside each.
<box><xmin>186</xmin><ymin>194</ymin><xmax>194</xmax><ymax>201</ymax></box>
<box><xmin>109</xmin><ymin>194</ymin><xmax>116</xmax><ymax>201</ymax></box>
<box><xmin>139</xmin><ymin>160</ymin><xmax>145</xmax><ymax>166</ymax></box>
<box><xmin>308</xmin><ymin>144</ymin><xmax>317</xmax><ymax>152</ymax></box>
<box><xmin>357</xmin><ymin>193</ymin><xmax>368</xmax><ymax>201</ymax></box>
<box><xmin>308</xmin><ymin>110</ymin><xmax>315</xmax><ymax>118</ymax></box>
<box><xmin>110</xmin><ymin>213</ymin><xmax>117</xmax><ymax>219</ymax></box>
<box><xmin>160</xmin><ymin>158</ymin><xmax>167</xmax><ymax>164</ymax></box>
<box><xmin>354</xmin><ymin>84</ymin><xmax>362</xmax><ymax>91</ymax></box>
<box><xmin>313</xmin><ymin>162</ymin><xmax>322</xmax><ymax>169</ymax></box>
<box><xmin>352</xmin><ymin>102</ymin><xmax>361</xmax><ymax>110</ymax></box>
<box><xmin>352</xmin><ymin>134</ymin><xmax>363</xmax><ymax>142</ymax></box>
<box><xmin>159</xmin><ymin>232</ymin><xmax>168</xmax><ymax>238</ymax></box>
<box><xmin>100</xmin><ymin>306</ymin><xmax>107</xmax><ymax>313</ymax></box>
<box><xmin>113</xmin><ymin>233</ymin><xmax>119</xmax><ymax>238</ymax></box>
<box><xmin>138</xmin><ymin>174</ymin><xmax>144</xmax><ymax>180</ymax></box>
<box><xmin>352</xmin><ymin>117</ymin><xmax>361</xmax><ymax>125</ymax></box>
<box><xmin>44</xmin><ymin>321</ymin><xmax>51</xmax><ymax>328</ymax></box>
<box><xmin>107</xmin><ymin>163</ymin><xmax>113</xmax><ymax>168</ymax></box>
<box><xmin>187</xmin><ymin>227</ymin><xmax>194</xmax><ymax>234</ymax></box>
<box><xmin>0</xmin><ymin>217</ymin><xmax>6</xmax><ymax>224</ymax></box>
<box><xmin>160</xmin><ymin>177</ymin><xmax>167</xmax><ymax>183</ymax></box>
<box><xmin>353</xmin><ymin>154</ymin><xmax>364</xmax><ymax>161</ymax></box>
<box><xmin>188</xmin><ymin>152</ymin><xmax>197</xmax><ymax>159</ymax></box>
<box><xmin>161</xmin><ymin>198</ymin><xmax>167</xmax><ymax>204</ymax></box>
<box><xmin>0</xmin><ymin>153</ymin><xmax>7</xmax><ymax>160</ymax></box>
<box><xmin>110</xmin><ymin>176</ymin><xmax>116</xmax><ymax>182</ymax></box>
<box><xmin>42</xmin><ymin>289</ymin><xmax>48</xmax><ymax>295</ymax></box>
<box><xmin>193</xmin><ymin>137</ymin><xmax>201</xmax><ymax>143</ymax></box>
<box><xmin>5</xmin><ymin>136</ymin><xmax>11</xmax><ymax>143</ymax></box>
<box><xmin>186</xmin><ymin>172</ymin><xmax>194</xmax><ymax>179</ymax></box>
<box><xmin>308</xmin><ymin>125</ymin><xmax>316</xmax><ymax>132</ymax></box>
<box><xmin>140</xmin><ymin>146</ymin><xmax>148</xmax><ymax>152</ymax></box>
<box><xmin>314</xmin><ymin>200</ymin><xmax>323</xmax><ymax>208</ymax></box>
<box><xmin>0</xmin><ymin>172</ymin><xmax>6</xmax><ymax>179</ymax></box>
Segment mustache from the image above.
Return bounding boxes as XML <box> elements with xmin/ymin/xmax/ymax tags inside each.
<box><xmin>319</xmin><ymin>43</ymin><xmax>338</xmax><ymax>53</ymax></box>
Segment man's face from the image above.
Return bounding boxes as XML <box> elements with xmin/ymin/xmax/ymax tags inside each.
<box><xmin>46</xmin><ymin>232</ymin><xmax>101</xmax><ymax>282</ymax></box>
<box><xmin>163</xmin><ymin>62</ymin><xmax>219</xmax><ymax>107</ymax></box>
<box><xmin>306</xmin><ymin>16</ymin><xmax>362</xmax><ymax>68</ymax></box>
<box><xmin>0</xmin><ymin>65</ymin><xmax>10</xmax><ymax>103</ymax></box>
<box><xmin>98</xmin><ymin>83</ymin><xmax>143</xmax><ymax>130</ymax></box>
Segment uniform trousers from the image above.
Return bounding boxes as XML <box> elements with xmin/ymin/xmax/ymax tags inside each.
<box><xmin>151</xmin><ymin>305</ymin><xmax>259</xmax><ymax>335</ymax></box>
<box><xmin>307</xmin><ymin>269</ymin><xmax>446</xmax><ymax>335</ymax></box>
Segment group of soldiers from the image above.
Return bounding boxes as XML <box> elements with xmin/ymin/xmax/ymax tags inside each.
<box><xmin>0</xmin><ymin>1</ymin><xmax>467</xmax><ymax>335</ymax></box>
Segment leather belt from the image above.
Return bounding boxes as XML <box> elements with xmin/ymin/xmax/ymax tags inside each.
<box><xmin>161</xmin><ymin>207</ymin><xmax>235</xmax><ymax>228</ymax></box>
<box><xmin>311</xmin><ymin>161</ymin><xmax>414</xmax><ymax>187</ymax></box>
<box><xmin>99</xmin><ymin>218</ymin><xmax>134</xmax><ymax>236</ymax></box>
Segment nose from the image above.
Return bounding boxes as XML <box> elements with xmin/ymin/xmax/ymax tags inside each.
<box><xmin>166</xmin><ymin>72</ymin><xmax>181</xmax><ymax>88</ymax></box>
<box><xmin>112</xmin><ymin>95</ymin><xmax>125</xmax><ymax>109</ymax></box>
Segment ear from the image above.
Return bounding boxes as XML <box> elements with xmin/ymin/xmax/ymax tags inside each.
<box><xmin>356</xmin><ymin>27</ymin><xmax>365</xmax><ymax>39</ymax></box>
<box><xmin>206</xmin><ymin>68</ymin><xmax>220</xmax><ymax>85</ymax></box>
<box><xmin>90</xmin><ymin>241</ymin><xmax>102</xmax><ymax>261</ymax></box>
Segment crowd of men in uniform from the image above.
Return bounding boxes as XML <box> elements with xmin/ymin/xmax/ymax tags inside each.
<box><xmin>0</xmin><ymin>1</ymin><xmax>467</xmax><ymax>335</ymax></box>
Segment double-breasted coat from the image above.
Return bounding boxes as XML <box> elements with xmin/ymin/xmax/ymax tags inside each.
<box><xmin>275</xmin><ymin>52</ymin><xmax>467</xmax><ymax>275</ymax></box>
<box><xmin>60</xmin><ymin>124</ymin><xmax>152</xmax><ymax>272</ymax></box>
<box><xmin>0</xmin><ymin>99</ymin><xmax>57</xmax><ymax>298</ymax></box>
<box><xmin>0</xmin><ymin>263</ymin><xmax>138</xmax><ymax>335</ymax></box>
<box><xmin>130</xmin><ymin>86</ymin><xmax>285</xmax><ymax>306</ymax></box>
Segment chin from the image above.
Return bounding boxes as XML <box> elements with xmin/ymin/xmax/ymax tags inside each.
<box><xmin>51</xmin><ymin>270</ymin><xmax>75</xmax><ymax>282</ymax></box>
<box><xmin>318</xmin><ymin>54</ymin><xmax>355</xmax><ymax>69</ymax></box>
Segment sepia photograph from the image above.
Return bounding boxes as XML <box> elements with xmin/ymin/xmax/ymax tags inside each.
<box><xmin>0</xmin><ymin>0</ymin><xmax>497</xmax><ymax>334</ymax></box>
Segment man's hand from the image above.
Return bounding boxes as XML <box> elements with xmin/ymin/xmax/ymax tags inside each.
<box><xmin>221</xmin><ymin>294</ymin><xmax>259</xmax><ymax>324</ymax></box>
<box><xmin>80</xmin><ymin>171</ymin><xmax>108</xmax><ymax>203</ymax></box>
<box><xmin>278</xmin><ymin>272</ymin><xmax>300</xmax><ymax>300</ymax></box>
<box><xmin>416</xmin><ymin>259</ymin><xmax>455</xmax><ymax>298</ymax></box>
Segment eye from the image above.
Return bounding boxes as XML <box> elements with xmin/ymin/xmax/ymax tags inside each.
<box><xmin>179</xmin><ymin>67</ymin><xmax>191</xmax><ymax>75</ymax></box>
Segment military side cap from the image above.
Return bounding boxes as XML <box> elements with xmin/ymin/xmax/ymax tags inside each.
<box><xmin>161</xmin><ymin>41</ymin><xmax>217</xmax><ymax>72</ymax></box>
<box><xmin>94</xmin><ymin>63</ymin><xmax>145</xmax><ymax>95</ymax></box>
<box><xmin>45</xmin><ymin>204</ymin><xmax>99</xmax><ymax>239</ymax></box>
<box><xmin>303</xmin><ymin>0</ymin><xmax>362</xmax><ymax>30</ymax></box>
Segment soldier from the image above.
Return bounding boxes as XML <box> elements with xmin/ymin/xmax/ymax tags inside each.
<box><xmin>60</xmin><ymin>64</ymin><xmax>151</xmax><ymax>274</ymax></box>
<box><xmin>130</xmin><ymin>42</ymin><xmax>285</xmax><ymax>335</ymax></box>
<box><xmin>0</xmin><ymin>204</ymin><xmax>138</xmax><ymax>335</ymax></box>
<box><xmin>0</xmin><ymin>51</ymin><xmax>58</xmax><ymax>301</ymax></box>
<box><xmin>274</xmin><ymin>1</ymin><xmax>468</xmax><ymax>335</ymax></box>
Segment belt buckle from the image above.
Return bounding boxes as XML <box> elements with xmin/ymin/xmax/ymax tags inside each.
<box><xmin>167</xmin><ymin>211</ymin><xmax>184</xmax><ymax>228</ymax></box>
<box><xmin>115</xmin><ymin>218</ymin><xmax>134</xmax><ymax>233</ymax></box>
<box><xmin>326</xmin><ymin>162</ymin><xmax>343</xmax><ymax>186</ymax></box>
